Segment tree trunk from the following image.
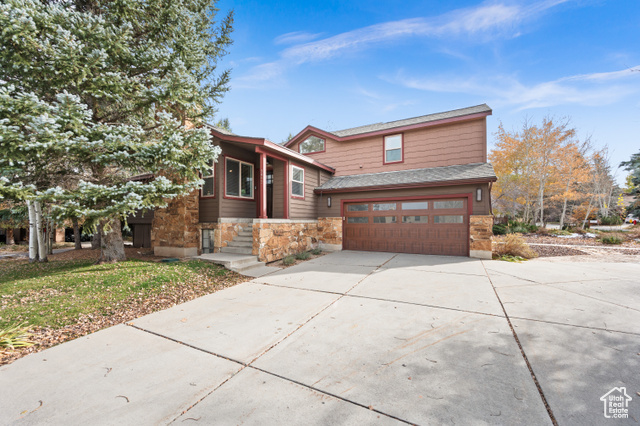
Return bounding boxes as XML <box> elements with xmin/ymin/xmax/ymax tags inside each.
<box><xmin>34</xmin><ymin>201</ymin><xmax>48</xmax><ymax>262</ymax></box>
<box><xmin>72</xmin><ymin>218</ymin><xmax>82</xmax><ymax>250</ymax></box>
<box><xmin>559</xmin><ymin>198</ymin><xmax>568</xmax><ymax>229</ymax></box>
<box><xmin>91</xmin><ymin>224</ymin><xmax>102</xmax><ymax>250</ymax></box>
<box><xmin>582</xmin><ymin>198</ymin><xmax>594</xmax><ymax>230</ymax></box>
<box><xmin>27</xmin><ymin>201</ymin><xmax>38</xmax><ymax>262</ymax></box>
<box><xmin>538</xmin><ymin>186</ymin><xmax>545</xmax><ymax>226</ymax></box>
<box><xmin>49</xmin><ymin>220</ymin><xmax>54</xmax><ymax>254</ymax></box>
<box><xmin>97</xmin><ymin>218</ymin><xmax>126</xmax><ymax>263</ymax></box>
<box><xmin>6</xmin><ymin>228</ymin><xmax>14</xmax><ymax>245</ymax></box>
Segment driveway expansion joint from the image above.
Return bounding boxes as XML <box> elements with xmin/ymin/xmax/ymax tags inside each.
<box><xmin>508</xmin><ymin>316</ymin><xmax>640</xmax><ymax>336</ymax></box>
<box><xmin>481</xmin><ymin>261</ymin><xmax>559</xmax><ymax>426</ymax></box>
<box><xmin>128</xmin><ymin>258</ymin><xmax>415</xmax><ymax>424</ymax></box>
<box><xmin>254</xmin><ymin>280</ymin><xmax>506</xmax><ymax>319</ymax></box>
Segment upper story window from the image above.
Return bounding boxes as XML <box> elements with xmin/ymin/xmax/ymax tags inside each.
<box><xmin>226</xmin><ymin>157</ymin><xmax>254</xmax><ymax>199</ymax></box>
<box><xmin>384</xmin><ymin>134</ymin><xmax>403</xmax><ymax>164</ymax></box>
<box><xmin>201</xmin><ymin>160</ymin><xmax>215</xmax><ymax>197</ymax></box>
<box><xmin>299</xmin><ymin>136</ymin><xmax>325</xmax><ymax>154</ymax></box>
<box><xmin>291</xmin><ymin>166</ymin><xmax>304</xmax><ymax>198</ymax></box>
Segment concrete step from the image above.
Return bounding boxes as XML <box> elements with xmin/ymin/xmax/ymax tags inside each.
<box><xmin>231</xmin><ymin>260</ymin><xmax>263</xmax><ymax>272</ymax></box>
<box><xmin>226</xmin><ymin>240</ymin><xmax>252</xmax><ymax>248</ymax></box>
<box><xmin>194</xmin><ymin>252</ymin><xmax>280</xmax><ymax>277</ymax></box>
<box><xmin>220</xmin><ymin>246</ymin><xmax>253</xmax><ymax>255</ymax></box>
<box><xmin>232</xmin><ymin>263</ymin><xmax>282</xmax><ymax>278</ymax></box>
<box><xmin>233</xmin><ymin>236</ymin><xmax>253</xmax><ymax>243</ymax></box>
<box><xmin>237</xmin><ymin>231</ymin><xmax>253</xmax><ymax>237</ymax></box>
<box><xmin>195</xmin><ymin>253</ymin><xmax>257</xmax><ymax>268</ymax></box>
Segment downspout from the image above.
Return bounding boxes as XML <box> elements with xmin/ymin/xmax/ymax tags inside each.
<box><xmin>489</xmin><ymin>182</ymin><xmax>494</xmax><ymax>216</ymax></box>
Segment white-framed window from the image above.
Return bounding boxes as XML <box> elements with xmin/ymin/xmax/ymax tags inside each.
<box><xmin>201</xmin><ymin>160</ymin><xmax>214</xmax><ymax>197</ymax></box>
<box><xmin>225</xmin><ymin>157</ymin><xmax>254</xmax><ymax>199</ymax></box>
<box><xmin>300</xmin><ymin>136</ymin><xmax>325</xmax><ymax>154</ymax></box>
<box><xmin>384</xmin><ymin>134</ymin><xmax>403</xmax><ymax>164</ymax></box>
<box><xmin>291</xmin><ymin>165</ymin><xmax>304</xmax><ymax>198</ymax></box>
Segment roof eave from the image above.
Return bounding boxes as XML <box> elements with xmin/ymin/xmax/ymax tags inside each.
<box><xmin>286</xmin><ymin>109</ymin><xmax>492</xmax><ymax>147</ymax></box>
<box><xmin>208</xmin><ymin>127</ymin><xmax>335</xmax><ymax>174</ymax></box>
<box><xmin>284</xmin><ymin>125</ymin><xmax>337</xmax><ymax>148</ymax></box>
<box><xmin>314</xmin><ymin>176</ymin><xmax>497</xmax><ymax>194</ymax></box>
<box><xmin>335</xmin><ymin>111</ymin><xmax>492</xmax><ymax>140</ymax></box>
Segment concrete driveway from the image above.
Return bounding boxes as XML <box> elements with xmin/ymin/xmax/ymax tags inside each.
<box><xmin>1</xmin><ymin>252</ymin><xmax>639</xmax><ymax>425</ymax></box>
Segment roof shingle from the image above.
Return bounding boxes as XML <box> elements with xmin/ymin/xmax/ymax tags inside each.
<box><xmin>316</xmin><ymin>163</ymin><xmax>496</xmax><ymax>191</ymax></box>
<box><xmin>331</xmin><ymin>104</ymin><xmax>491</xmax><ymax>137</ymax></box>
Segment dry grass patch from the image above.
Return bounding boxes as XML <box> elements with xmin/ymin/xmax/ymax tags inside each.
<box><xmin>493</xmin><ymin>233</ymin><xmax>538</xmax><ymax>261</ymax></box>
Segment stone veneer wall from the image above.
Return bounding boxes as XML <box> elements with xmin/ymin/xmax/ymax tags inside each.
<box><xmin>317</xmin><ymin>217</ymin><xmax>342</xmax><ymax>251</ymax></box>
<box><xmin>151</xmin><ymin>189</ymin><xmax>200</xmax><ymax>257</ymax></box>
<box><xmin>469</xmin><ymin>215</ymin><xmax>493</xmax><ymax>260</ymax></box>
<box><xmin>252</xmin><ymin>219</ymin><xmax>320</xmax><ymax>263</ymax></box>
<box><xmin>202</xmin><ymin>219</ymin><xmax>251</xmax><ymax>253</ymax></box>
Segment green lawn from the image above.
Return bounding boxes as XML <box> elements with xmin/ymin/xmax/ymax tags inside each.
<box><xmin>0</xmin><ymin>258</ymin><xmax>240</xmax><ymax>330</ymax></box>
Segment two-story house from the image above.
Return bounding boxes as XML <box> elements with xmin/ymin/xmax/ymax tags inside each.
<box><xmin>135</xmin><ymin>104</ymin><xmax>496</xmax><ymax>262</ymax></box>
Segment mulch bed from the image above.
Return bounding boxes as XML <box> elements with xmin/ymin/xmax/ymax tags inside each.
<box><xmin>530</xmin><ymin>245</ymin><xmax>590</xmax><ymax>257</ymax></box>
<box><xmin>524</xmin><ymin>234</ymin><xmax>640</xmax><ymax>258</ymax></box>
<box><xmin>0</xmin><ymin>248</ymin><xmax>246</xmax><ymax>366</ymax></box>
<box><xmin>524</xmin><ymin>234</ymin><xmax>640</xmax><ymax>248</ymax></box>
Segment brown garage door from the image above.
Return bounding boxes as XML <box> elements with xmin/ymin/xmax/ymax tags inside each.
<box><xmin>343</xmin><ymin>197</ymin><xmax>469</xmax><ymax>256</ymax></box>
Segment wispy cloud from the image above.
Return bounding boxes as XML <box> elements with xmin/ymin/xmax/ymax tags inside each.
<box><xmin>280</xmin><ymin>2</ymin><xmax>533</xmax><ymax>64</ymax></box>
<box><xmin>274</xmin><ymin>31</ymin><xmax>323</xmax><ymax>45</ymax></box>
<box><xmin>232</xmin><ymin>62</ymin><xmax>286</xmax><ymax>89</ymax></box>
<box><xmin>390</xmin><ymin>66</ymin><xmax>640</xmax><ymax>110</ymax></box>
<box><xmin>235</xmin><ymin>0</ymin><xmax>570</xmax><ymax>88</ymax></box>
<box><xmin>352</xmin><ymin>86</ymin><xmax>418</xmax><ymax>113</ymax></box>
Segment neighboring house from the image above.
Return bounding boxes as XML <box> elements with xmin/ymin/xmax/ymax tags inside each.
<box><xmin>147</xmin><ymin>104</ymin><xmax>497</xmax><ymax>261</ymax></box>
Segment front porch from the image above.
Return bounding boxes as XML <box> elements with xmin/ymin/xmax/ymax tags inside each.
<box><xmin>201</xmin><ymin>217</ymin><xmax>342</xmax><ymax>263</ymax></box>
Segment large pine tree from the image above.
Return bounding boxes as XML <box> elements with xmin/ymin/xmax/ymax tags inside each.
<box><xmin>0</xmin><ymin>0</ymin><xmax>233</xmax><ymax>262</ymax></box>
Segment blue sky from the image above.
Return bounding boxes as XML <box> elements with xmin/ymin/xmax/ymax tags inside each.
<box><xmin>213</xmin><ymin>0</ymin><xmax>639</xmax><ymax>185</ymax></box>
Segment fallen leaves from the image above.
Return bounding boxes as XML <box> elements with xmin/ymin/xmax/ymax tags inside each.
<box><xmin>0</xmin><ymin>249</ymin><xmax>246</xmax><ymax>366</ymax></box>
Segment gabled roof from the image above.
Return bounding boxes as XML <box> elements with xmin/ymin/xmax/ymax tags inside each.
<box><xmin>206</xmin><ymin>125</ymin><xmax>335</xmax><ymax>174</ymax></box>
<box><xmin>203</xmin><ymin>123</ymin><xmax>237</xmax><ymax>136</ymax></box>
<box><xmin>315</xmin><ymin>163</ymin><xmax>496</xmax><ymax>193</ymax></box>
<box><xmin>332</xmin><ymin>104</ymin><xmax>491</xmax><ymax>137</ymax></box>
<box><xmin>285</xmin><ymin>104</ymin><xmax>492</xmax><ymax>148</ymax></box>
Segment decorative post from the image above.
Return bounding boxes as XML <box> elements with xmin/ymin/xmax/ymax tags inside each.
<box><xmin>259</xmin><ymin>152</ymin><xmax>268</xmax><ymax>219</ymax></box>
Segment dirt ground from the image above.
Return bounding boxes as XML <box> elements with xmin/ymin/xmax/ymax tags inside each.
<box><xmin>524</xmin><ymin>233</ymin><xmax>640</xmax><ymax>261</ymax></box>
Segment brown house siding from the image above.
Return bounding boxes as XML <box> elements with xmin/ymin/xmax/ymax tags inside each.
<box><xmin>128</xmin><ymin>208</ymin><xmax>154</xmax><ymax>224</ymax></box>
<box><xmin>272</xmin><ymin>160</ymin><xmax>285</xmax><ymax>218</ymax></box>
<box><xmin>218</xmin><ymin>142</ymin><xmax>258</xmax><ymax>218</ymax></box>
<box><xmin>289</xmin><ymin>162</ymin><xmax>320</xmax><ymax>219</ymax></box>
<box><xmin>316</xmin><ymin>183</ymin><xmax>491</xmax><ymax>217</ymax></box>
<box><xmin>199</xmin><ymin>197</ymin><xmax>219</xmax><ymax>222</ymax></box>
<box><xmin>295</xmin><ymin>119</ymin><xmax>486</xmax><ymax>177</ymax></box>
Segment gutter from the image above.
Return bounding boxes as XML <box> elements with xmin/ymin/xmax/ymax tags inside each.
<box><xmin>313</xmin><ymin>177</ymin><xmax>497</xmax><ymax>194</ymax></box>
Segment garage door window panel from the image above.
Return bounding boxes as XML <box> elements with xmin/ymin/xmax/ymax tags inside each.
<box><xmin>373</xmin><ymin>203</ymin><xmax>396</xmax><ymax>211</ymax></box>
<box><xmin>403</xmin><ymin>215</ymin><xmax>428</xmax><ymax>223</ymax></box>
<box><xmin>402</xmin><ymin>201</ymin><xmax>429</xmax><ymax>210</ymax></box>
<box><xmin>347</xmin><ymin>217</ymin><xmax>369</xmax><ymax>224</ymax></box>
<box><xmin>348</xmin><ymin>204</ymin><xmax>369</xmax><ymax>212</ymax></box>
<box><xmin>434</xmin><ymin>215</ymin><xmax>464</xmax><ymax>224</ymax></box>
<box><xmin>373</xmin><ymin>216</ymin><xmax>397</xmax><ymax>224</ymax></box>
<box><xmin>433</xmin><ymin>200</ymin><xmax>464</xmax><ymax>209</ymax></box>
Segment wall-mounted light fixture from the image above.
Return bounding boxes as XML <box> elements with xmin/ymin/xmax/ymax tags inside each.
<box><xmin>476</xmin><ymin>188</ymin><xmax>482</xmax><ymax>202</ymax></box>
<box><xmin>327</xmin><ymin>196</ymin><xmax>332</xmax><ymax>208</ymax></box>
